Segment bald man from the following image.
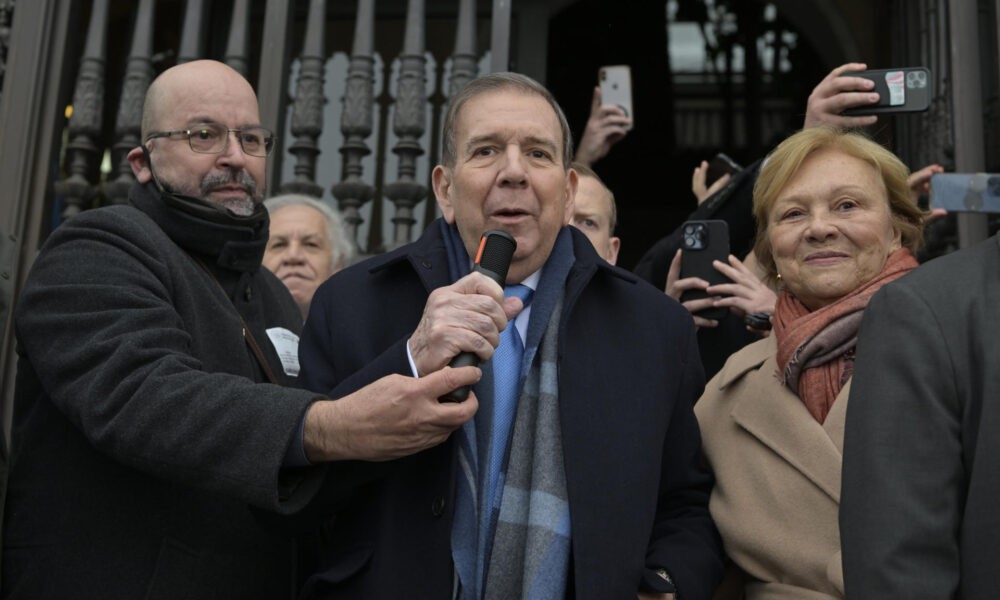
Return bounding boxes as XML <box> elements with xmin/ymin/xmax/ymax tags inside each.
<box><xmin>2</xmin><ymin>60</ymin><xmax>480</xmax><ymax>599</ymax></box>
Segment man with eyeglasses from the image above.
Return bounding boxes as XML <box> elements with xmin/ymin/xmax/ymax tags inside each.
<box><xmin>3</xmin><ymin>60</ymin><xmax>481</xmax><ymax>600</ymax></box>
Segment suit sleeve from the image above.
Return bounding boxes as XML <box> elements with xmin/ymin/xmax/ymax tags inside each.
<box><xmin>644</xmin><ymin>313</ymin><xmax>724</xmax><ymax>599</ymax></box>
<box><xmin>298</xmin><ymin>280</ymin><xmax>414</xmax><ymax>398</ymax></box>
<box><xmin>840</xmin><ymin>283</ymin><xmax>963</xmax><ymax>599</ymax></box>
<box><xmin>14</xmin><ymin>213</ymin><xmax>321</xmax><ymax>513</ymax></box>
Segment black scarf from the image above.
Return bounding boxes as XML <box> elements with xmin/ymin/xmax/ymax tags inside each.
<box><xmin>128</xmin><ymin>180</ymin><xmax>269</xmax><ymax>273</ymax></box>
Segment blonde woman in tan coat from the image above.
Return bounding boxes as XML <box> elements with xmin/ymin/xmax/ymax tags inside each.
<box><xmin>691</xmin><ymin>126</ymin><xmax>927</xmax><ymax>599</ymax></box>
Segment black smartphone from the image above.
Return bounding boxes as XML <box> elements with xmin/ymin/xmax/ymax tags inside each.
<box><xmin>705</xmin><ymin>153</ymin><xmax>742</xmax><ymax>187</ymax></box>
<box><xmin>679</xmin><ymin>220</ymin><xmax>731</xmax><ymax>321</ymax></box>
<box><xmin>839</xmin><ymin>67</ymin><xmax>931</xmax><ymax>115</ymax></box>
<box><xmin>931</xmin><ymin>173</ymin><xmax>1000</xmax><ymax>213</ymax></box>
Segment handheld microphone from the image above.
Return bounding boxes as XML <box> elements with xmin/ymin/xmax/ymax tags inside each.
<box><xmin>440</xmin><ymin>230</ymin><xmax>517</xmax><ymax>402</ymax></box>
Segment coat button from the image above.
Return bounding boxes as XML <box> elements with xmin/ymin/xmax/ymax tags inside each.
<box><xmin>431</xmin><ymin>495</ymin><xmax>445</xmax><ymax>516</ymax></box>
<box><xmin>244</xmin><ymin>286</ymin><xmax>252</xmax><ymax>301</ymax></box>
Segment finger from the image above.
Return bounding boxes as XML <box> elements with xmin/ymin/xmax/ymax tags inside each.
<box><xmin>822</xmin><ymin>90</ymin><xmax>880</xmax><ymax>114</ymax></box>
<box><xmin>705</xmin><ymin>172</ymin><xmax>731</xmax><ymax>197</ymax></box>
<box><xmin>692</xmin><ymin>161</ymin><xmax>708</xmax><ymax>193</ymax></box>
<box><xmin>432</xmin><ymin>385</ymin><xmax>480</xmax><ymax>426</ymax></box>
<box><xmin>692</xmin><ymin>315</ymin><xmax>718</xmax><ymax>329</ymax></box>
<box><xmin>705</xmin><ymin>283</ymin><xmax>748</xmax><ymax>298</ymax></box>
<box><xmin>827</xmin><ymin>62</ymin><xmax>869</xmax><ymax>81</ymax></box>
<box><xmin>501</xmin><ymin>296</ymin><xmax>524</xmax><ymax>323</ymax></box>
<box><xmin>710</xmin><ymin>295</ymin><xmax>752</xmax><ymax>311</ymax></box>
<box><xmin>669</xmin><ymin>277</ymin><xmax>711</xmax><ymax>294</ymax></box>
<box><xmin>453</xmin><ymin>271</ymin><xmax>505</xmax><ymax>303</ymax></box>
<box><xmin>925</xmin><ymin>208</ymin><xmax>948</xmax><ymax>224</ymax></box>
<box><xmin>597</xmin><ymin>105</ymin><xmax>628</xmax><ymax>118</ymax></box>
<box><xmin>711</xmin><ymin>257</ymin><xmax>752</xmax><ymax>282</ymax></box>
<box><xmin>821</xmin><ymin>74</ymin><xmax>876</xmax><ymax>95</ymax></box>
<box><xmin>682</xmin><ymin>297</ymin><xmax>716</xmax><ymax>313</ymax></box>
<box><xmin>908</xmin><ymin>164</ymin><xmax>943</xmax><ymax>187</ymax></box>
<box><xmin>419</xmin><ymin>365</ymin><xmax>482</xmax><ymax>408</ymax></box>
<box><xmin>590</xmin><ymin>86</ymin><xmax>601</xmax><ymax>115</ymax></box>
<box><xmin>665</xmin><ymin>249</ymin><xmax>683</xmax><ymax>294</ymax></box>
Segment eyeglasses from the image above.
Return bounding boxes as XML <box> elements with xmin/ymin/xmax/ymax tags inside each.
<box><xmin>144</xmin><ymin>123</ymin><xmax>275</xmax><ymax>157</ymax></box>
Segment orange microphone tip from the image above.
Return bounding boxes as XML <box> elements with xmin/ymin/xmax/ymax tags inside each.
<box><xmin>474</xmin><ymin>235</ymin><xmax>488</xmax><ymax>265</ymax></box>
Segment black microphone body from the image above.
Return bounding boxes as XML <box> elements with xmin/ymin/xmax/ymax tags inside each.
<box><xmin>440</xmin><ymin>230</ymin><xmax>517</xmax><ymax>402</ymax></box>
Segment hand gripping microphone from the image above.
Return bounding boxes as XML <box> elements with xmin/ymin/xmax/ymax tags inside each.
<box><xmin>440</xmin><ymin>230</ymin><xmax>517</xmax><ymax>402</ymax></box>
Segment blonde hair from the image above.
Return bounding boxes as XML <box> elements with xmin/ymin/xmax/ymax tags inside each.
<box><xmin>752</xmin><ymin>126</ymin><xmax>923</xmax><ymax>283</ymax></box>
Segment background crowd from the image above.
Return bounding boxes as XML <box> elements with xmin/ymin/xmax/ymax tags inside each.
<box><xmin>0</xmin><ymin>42</ymin><xmax>995</xmax><ymax>600</ymax></box>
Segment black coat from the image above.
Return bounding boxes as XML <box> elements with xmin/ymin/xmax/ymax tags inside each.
<box><xmin>633</xmin><ymin>160</ymin><xmax>762</xmax><ymax>379</ymax></box>
<box><xmin>295</xmin><ymin>222</ymin><xmax>724</xmax><ymax>599</ymax></box>
<box><xmin>2</xmin><ymin>183</ymin><xmax>322</xmax><ymax>599</ymax></box>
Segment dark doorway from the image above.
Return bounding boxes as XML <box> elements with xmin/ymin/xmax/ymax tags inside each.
<box><xmin>547</xmin><ymin>0</ymin><xmax>827</xmax><ymax>270</ymax></box>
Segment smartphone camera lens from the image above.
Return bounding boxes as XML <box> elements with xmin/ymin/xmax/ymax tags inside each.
<box><xmin>988</xmin><ymin>176</ymin><xmax>1000</xmax><ymax>197</ymax></box>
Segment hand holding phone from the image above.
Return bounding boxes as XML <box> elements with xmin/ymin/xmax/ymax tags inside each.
<box><xmin>931</xmin><ymin>173</ymin><xmax>1000</xmax><ymax>213</ymax></box>
<box><xmin>705</xmin><ymin>153</ymin><xmax>742</xmax><ymax>188</ymax></box>
<box><xmin>839</xmin><ymin>67</ymin><xmax>931</xmax><ymax>116</ymax></box>
<box><xmin>599</xmin><ymin>65</ymin><xmax>633</xmax><ymax>129</ymax></box>
<box><xmin>677</xmin><ymin>220</ymin><xmax>732</xmax><ymax>322</ymax></box>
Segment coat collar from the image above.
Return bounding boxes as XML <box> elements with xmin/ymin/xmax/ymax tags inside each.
<box><xmin>716</xmin><ymin>336</ymin><xmax>848</xmax><ymax>502</ymax></box>
<box><xmin>366</xmin><ymin>220</ymin><xmax>633</xmax><ymax>295</ymax></box>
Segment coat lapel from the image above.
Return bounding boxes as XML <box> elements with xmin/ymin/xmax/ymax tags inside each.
<box><xmin>721</xmin><ymin>338</ymin><xmax>847</xmax><ymax>503</ymax></box>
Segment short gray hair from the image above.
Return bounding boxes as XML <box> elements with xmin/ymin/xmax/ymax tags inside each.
<box><xmin>441</xmin><ymin>72</ymin><xmax>574</xmax><ymax>168</ymax></box>
<box><xmin>263</xmin><ymin>194</ymin><xmax>356</xmax><ymax>268</ymax></box>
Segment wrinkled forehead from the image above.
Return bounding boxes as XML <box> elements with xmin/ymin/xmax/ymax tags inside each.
<box><xmin>456</xmin><ymin>88</ymin><xmax>563</xmax><ymax>144</ymax></box>
<box><xmin>150</xmin><ymin>69</ymin><xmax>261</xmax><ymax>131</ymax></box>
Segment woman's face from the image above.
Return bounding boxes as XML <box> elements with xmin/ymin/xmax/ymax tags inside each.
<box><xmin>768</xmin><ymin>147</ymin><xmax>901</xmax><ymax>311</ymax></box>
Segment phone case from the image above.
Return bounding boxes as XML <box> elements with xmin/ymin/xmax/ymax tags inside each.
<box><xmin>931</xmin><ymin>173</ymin><xmax>1000</xmax><ymax>213</ymax></box>
<box><xmin>679</xmin><ymin>220</ymin><xmax>731</xmax><ymax>321</ymax></box>
<box><xmin>705</xmin><ymin>153</ymin><xmax>742</xmax><ymax>187</ymax></box>
<box><xmin>599</xmin><ymin>65</ymin><xmax>633</xmax><ymax>128</ymax></box>
<box><xmin>840</xmin><ymin>67</ymin><xmax>931</xmax><ymax>115</ymax></box>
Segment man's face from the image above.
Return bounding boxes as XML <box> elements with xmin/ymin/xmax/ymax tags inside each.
<box><xmin>263</xmin><ymin>204</ymin><xmax>337</xmax><ymax>317</ymax></box>
<box><xmin>571</xmin><ymin>175</ymin><xmax>620</xmax><ymax>265</ymax></box>
<box><xmin>432</xmin><ymin>90</ymin><xmax>577</xmax><ymax>283</ymax></box>
<box><xmin>130</xmin><ymin>62</ymin><xmax>267</xmax><ymax>216</ymax></box>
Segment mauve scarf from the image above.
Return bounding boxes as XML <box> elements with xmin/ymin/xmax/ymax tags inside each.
<box><xmin>773</xmin><ymin>248</ymin><xmax>918</xmax><ymax>423</ymax></box>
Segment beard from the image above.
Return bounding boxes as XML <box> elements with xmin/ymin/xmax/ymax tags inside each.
<box><xmin>160</xmin><ymin>169</ymin><xmax>263</xmax><ymax>217</ymax></box>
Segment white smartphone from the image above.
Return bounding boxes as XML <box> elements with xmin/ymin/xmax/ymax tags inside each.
<box><xmin>599</xmin><ymin>65</ymin><xmax>633</xmax><ymax>129</ymax></box>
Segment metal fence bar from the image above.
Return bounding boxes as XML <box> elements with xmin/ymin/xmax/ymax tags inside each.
<box><xmin>333</xmin><ymin>0</ymin><xmax>376</xmax><ymax>252</ymax></box>
<box><xmin>105</xmin><ymin>0</ymin><xmax>155</xmax><ymax>205</ymax></box>
<box><xmin>54</xmin><ymin>0</ymin><xmax>109</xmax><ymax>221</ymax></box>
<box><xmin>280</xmin><ymin>0</ymin><xmax>327</xmax><ymax>197</ymax></box>
<box><xmin>225</xmin><ymin>0</ymin><xmax>251</xmax><ymax>78</ymax></box>
<box><xmin>384</xmin><ymin>0</ymin><xmax>427</xmax><ymax>248</ymax></box>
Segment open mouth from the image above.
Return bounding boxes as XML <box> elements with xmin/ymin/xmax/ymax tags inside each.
<box><xmin>492</xmin><ymin>208</ymin><xmax>530</xmax><ymax>220</ymax></box>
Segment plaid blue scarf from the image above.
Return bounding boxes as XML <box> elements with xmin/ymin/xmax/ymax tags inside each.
<box><xmin>443</xmin><ymin>221</ymin><xmax>574</xmax><ymax>599</ymax></box>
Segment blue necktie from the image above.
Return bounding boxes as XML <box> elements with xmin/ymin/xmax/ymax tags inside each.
<box><xmin>479</xmin><ymin>284</ymin><xmax>533</xmax><ymax>583</ymax></box>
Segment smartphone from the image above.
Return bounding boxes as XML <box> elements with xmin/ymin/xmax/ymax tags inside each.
<box><xmin>599</xmin><ymin>65</ymin><xmax>633</xmax><ymax>129</ymax></box>
<box><xmin>679</xmin><ymin>220</ymin><xmax>731</xmax><ymax>321</ymax></box>
<box><xmin>931</xmin><ymin>173</ymin><xmax>1000</xmax><ymax>212</ymax></box>
<box><xmin>839</xmin><ymin>67</ymin><xmax>931</xmax><ymax>115</ymax></box>
<box><xmin>705</xmin><ymin>153</ymin><xmax>742</xmax><ymax>187</ymax></box>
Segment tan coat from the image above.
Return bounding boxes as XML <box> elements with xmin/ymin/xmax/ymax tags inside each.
<box><xmin>695</xmin><ymin>335</ymin><xmax>847</xmax><ymax>600</ymax></box>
